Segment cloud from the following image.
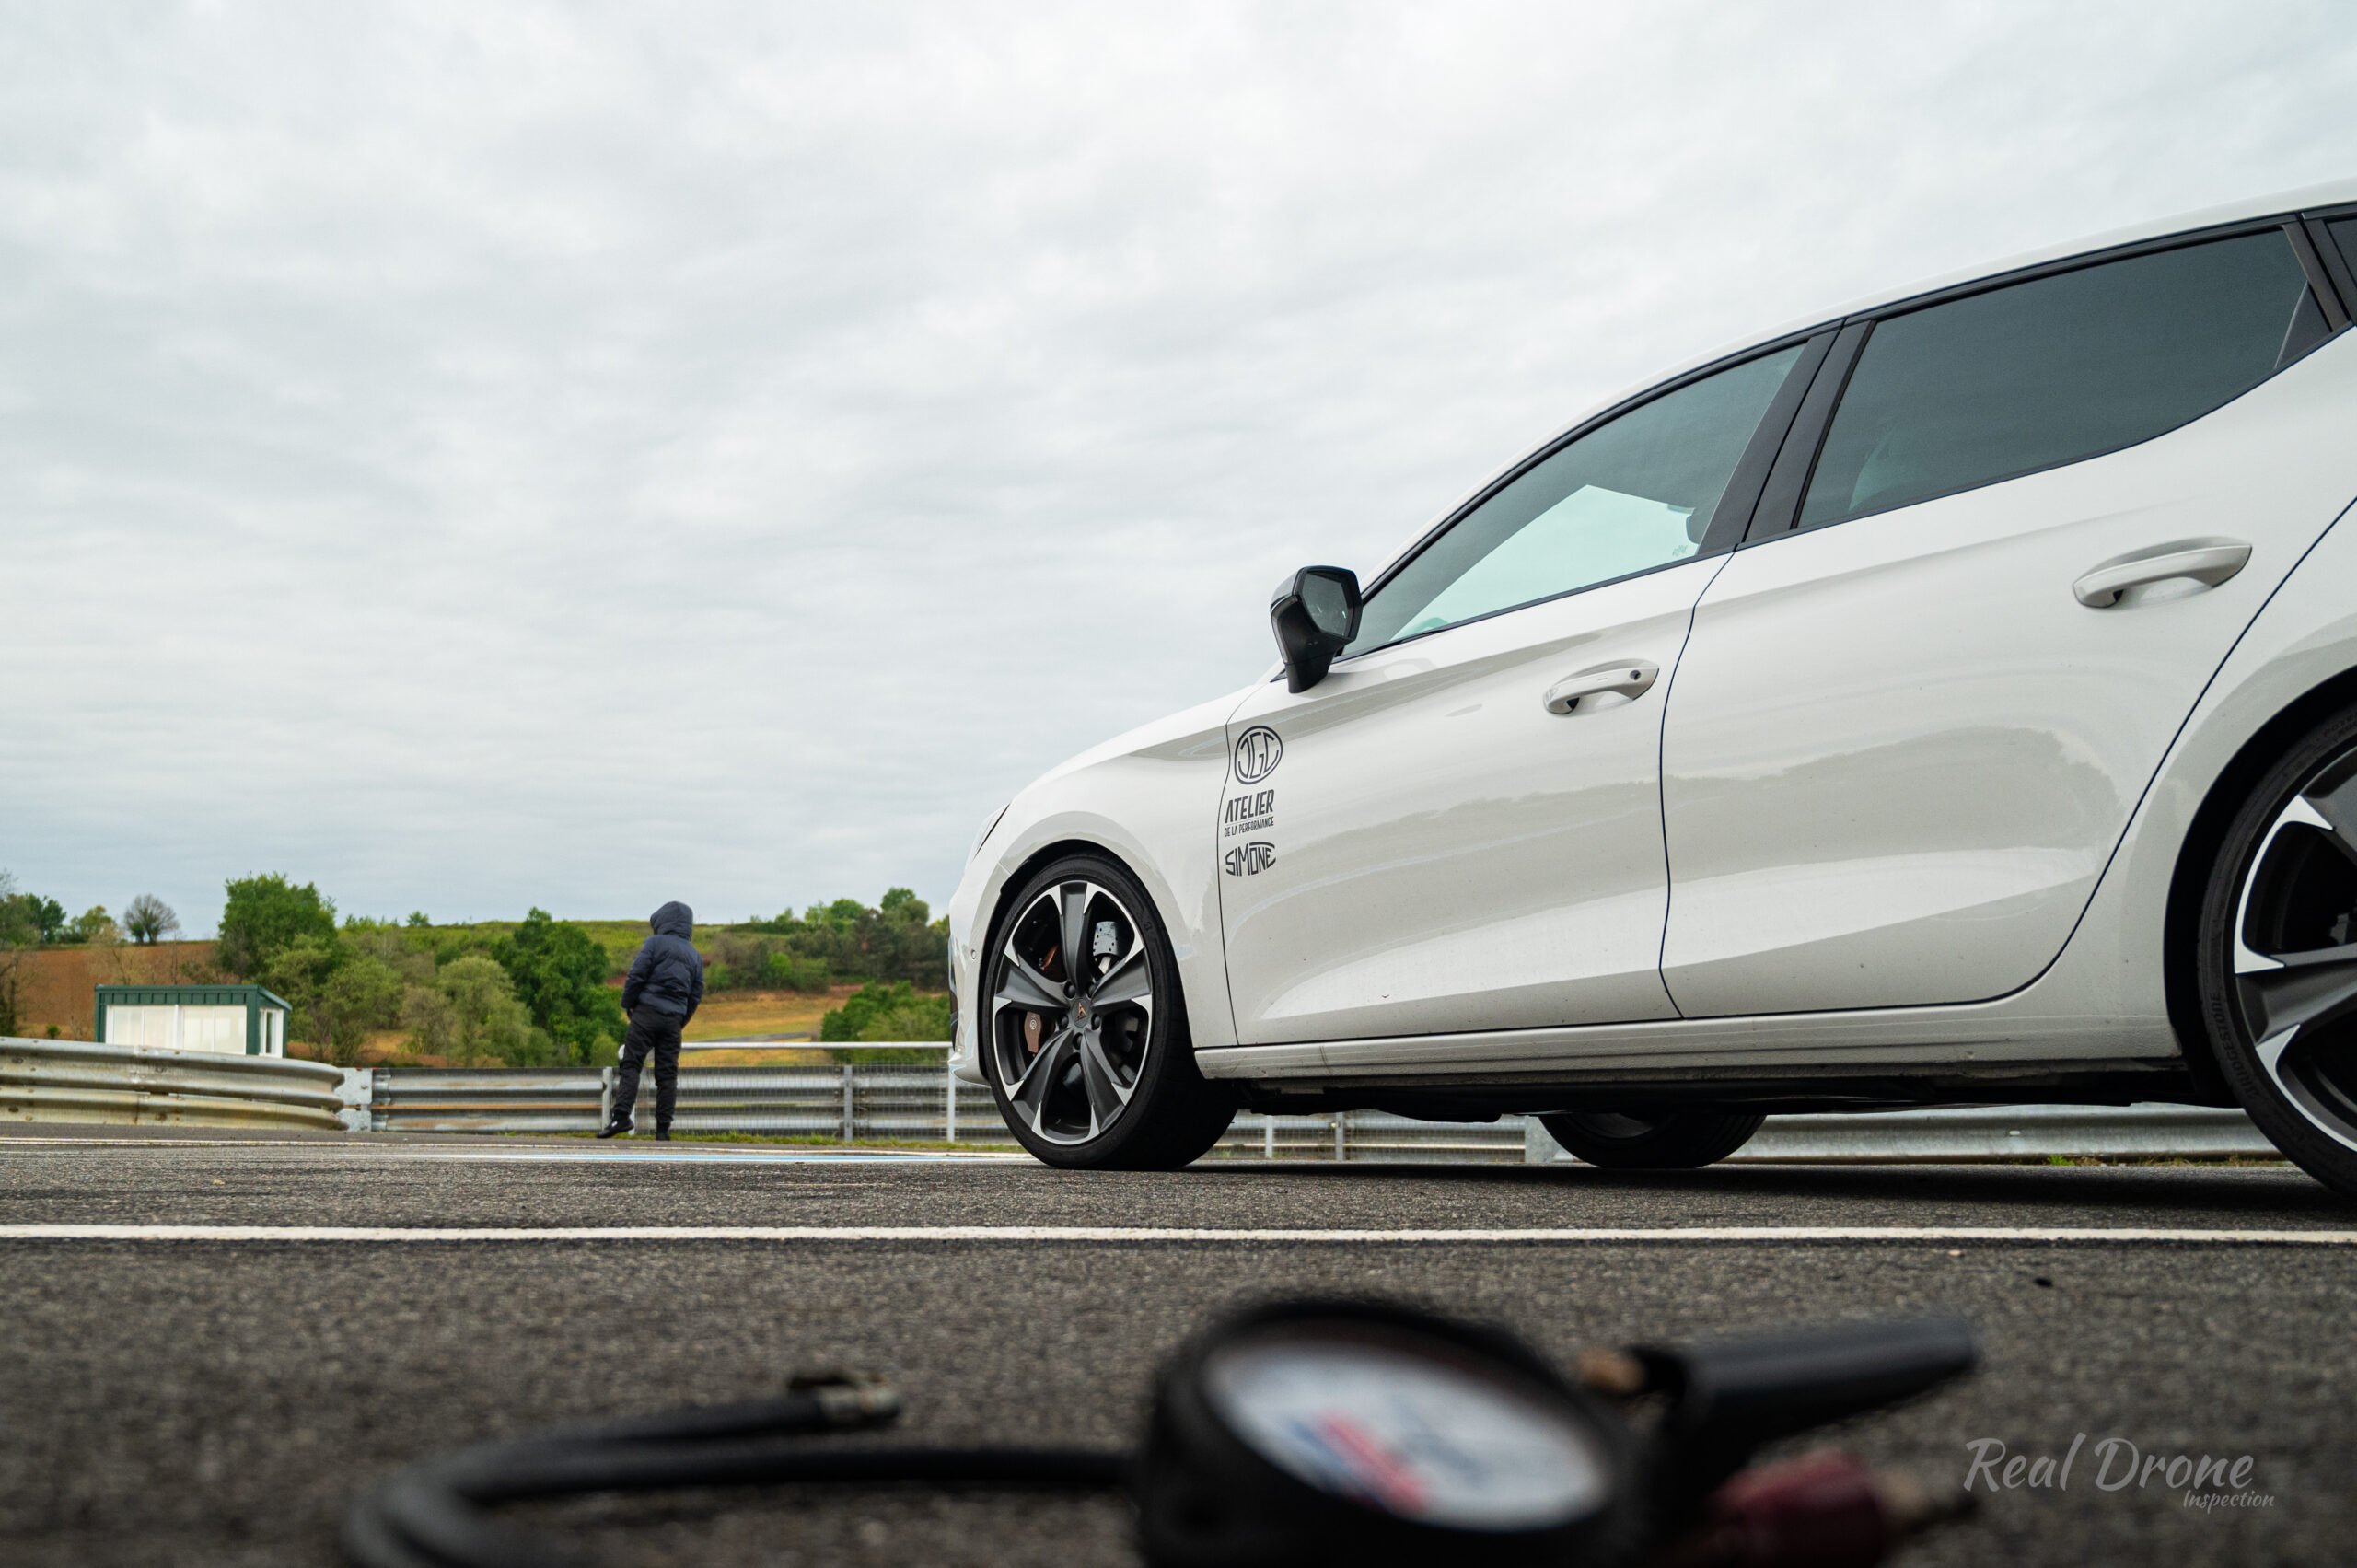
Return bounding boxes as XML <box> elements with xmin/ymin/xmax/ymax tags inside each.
<box><xmin>3</xmin><ymin>0</ymin><xmax>2350</xmax><ymax>930</ymax></box>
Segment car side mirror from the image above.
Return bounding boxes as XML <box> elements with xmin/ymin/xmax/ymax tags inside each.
<box><xmin>1269</xmin><ymin>566</ymin><xmax>1362</xmax><ymax>693</ymax></box>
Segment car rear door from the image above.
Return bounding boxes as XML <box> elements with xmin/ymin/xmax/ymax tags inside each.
<box><xmin>1658</xmin><ymin>221</ymin><xmax>2357</xmax><ymax>1016</ymax></box>
<box><xmin>1218</xmin><ymin>340</ymin><xmax>1818</xmax><ymax>1045</ymax></box>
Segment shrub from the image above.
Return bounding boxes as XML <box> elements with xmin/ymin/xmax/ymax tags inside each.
<box><xmin>265</xmin><ymin>935</ymin><xmax>405</xmax><ymax>1067</ymax></box>
<box><xmin>403</xmin><ymin>955</ymin><xmax>556</xmax><ymax>1066</ymax></box>
<box><xmin>702</xmin><ymin>932</ymin><xmax>770</xmax><ymax>993</ymax></box>
<box><xmin>740</xmin><ymin>889</ymin><xmax>947</xmax><ymax>988</ymax></box>
<box><xmin>820</xmin><ymin>981</ymin><xmax>953</xmax><ymax>1044</ymax></box>
<box><xmin>702</xmin><ymin>933</ymin><xmax>832</xmax><ymax>993</ymax></box>
<box><xmin>766</xmin><ymin>953</ymin><xmax>830</xmax><ymax>992</ymax></box>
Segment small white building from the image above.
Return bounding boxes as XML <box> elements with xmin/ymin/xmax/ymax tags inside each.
<box><xmin>95</xmin><ymin>985</ymin><xmax>289</xmax><ymax>1056</ymax></box>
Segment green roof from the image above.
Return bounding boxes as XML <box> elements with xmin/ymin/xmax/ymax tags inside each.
<box><xmin>94</xmin><ymin>984</ymin><xmax>290</xmax><ymax>1008</ymax></box>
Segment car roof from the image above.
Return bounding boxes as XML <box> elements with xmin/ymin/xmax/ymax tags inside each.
<box><xmin>1612</xmin><ymin>175</ymin><xmax>2357</xmax><ymax>436</ymax></box>
<box><xmin>1373</xmin><ymin>177</ymin><xmax>2357</xmax><ymax>578</ymax></box>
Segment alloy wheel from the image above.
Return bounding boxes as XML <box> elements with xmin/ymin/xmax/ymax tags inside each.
<box><xmin>2229</xmin><ymin>742</ymin><xmax>2357</xmax><ymax>1153</ymax></box>
<box><xmin>988</xmin><ymin>880</ymin><xmax>1155</xmax><ymax>1145</ymax></box>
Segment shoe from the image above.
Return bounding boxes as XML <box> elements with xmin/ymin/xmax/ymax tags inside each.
<box><xmin>655</xmin><ymin>1125</ymin><xmax>672</xmax><ymax>1141</ymax></box>
<box><xmin>596</xmin><ymin>1116</ymin><xmax>633</xmax><ymax>1139</ymax></box>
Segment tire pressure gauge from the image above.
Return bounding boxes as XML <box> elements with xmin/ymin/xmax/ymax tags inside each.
<box><xmin>1135</xmin><ymin>1300</ymin><xmax>1644</xmax><ymax>1568</ymax></box>
<box><xmin>343</xmin><ymin>1298</ymin><xmax>1974</xmax><ymax>1568</ymax></box>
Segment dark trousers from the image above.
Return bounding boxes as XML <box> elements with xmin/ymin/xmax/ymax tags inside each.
<box><xmin>615</xmin><ymin>1008</ymin><xmax>684</xmax><ymax>1130</ymax></box>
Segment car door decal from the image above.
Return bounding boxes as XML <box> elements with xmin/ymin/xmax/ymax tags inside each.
<box><xmin>1224</xmin><ymin>788</ymin><xmax>1275</xmax><ymax>841</ymax></box>
<box><xmin>1224</xmin><ymin>842</ymin><xmax>1277</xmax><ymax>877</ymax></box>
<box><xmin>1233</xmin><ymin>726</ymin><xmax>1283</xmax><ymax>783</ymax></box>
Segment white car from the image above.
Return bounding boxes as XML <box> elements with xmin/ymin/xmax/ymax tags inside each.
<box><xmin>947</xmin><ymin>180</ymin><xmax>2357</xmax><ymax>1192</ymax></box>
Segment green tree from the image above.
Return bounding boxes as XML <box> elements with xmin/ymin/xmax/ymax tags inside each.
<box><xmin>744</xmin><ymin>889</ymin><xmax>949</xmax><ymax>986</ymax></box>
<box><xmin>343</xmin><ymin>925</ymin><xmax>437</xmax><ymax>988</ymax></box>
<box><xmin>401</xmin><ymin>955</ymin><xmax>550</xmax><ymax>1066</ymax></box>
<box><xmin>0</xmin><ymin>872</ymin><xmax>39</xmax><ymax>948</ymax></box>
<box><xmin>70</xmin><ymin>906</ymin><xmax>116</xmax><ymax>944</ymax></box>
<box><xmin>263</xmin><ymin>935</ymin><xmax>403</xmax><ymax>1066</ymax></box>
<box><xmin>0</xmin><ymin>872</ymin><xmax>29</xmax><ymax>1036</ymax></box>
<box><xmin>217</xmin><ymin>874</ymin><xmax>338</xmax><ymax>980</ymax></box>
<box><xmin>0</xmin><ymin>873</ymin><xmax>67</xmax><ymax>947</ymax></box>
<box><xmin>29</xmin><ymin>898</ymin><xmax>67</xmax><ymax>944</ymax></box>
<box><xmin>318</xmin><ymin>953</ymin><xmax>404</xmax><ymax>1065</ymax></box>
<box><xmin>122</xmin><ymin>894</ymin><xmax>180</xmax><ymax>945</ymax></box>
<box><xmin>492</xmin><ymin>909</ymin><xmax>624</xmax><ymax>1065</ymax></box>
<box><xmin>702</xmin><ymin>932</ymin><xmax>830</xmax><ymax>994</ymax></box>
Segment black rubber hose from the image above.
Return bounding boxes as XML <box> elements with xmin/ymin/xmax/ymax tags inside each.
<box><xmin>345</xmin><ymin>1444</ymin><xmax>1131</xmax><ymax>1568</ymax></box>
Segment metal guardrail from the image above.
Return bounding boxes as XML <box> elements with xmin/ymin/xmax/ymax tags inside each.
<box><xmin>365</xmin><ymin>1062</ymin><xmax>2278</xmax><ymax>1163</ymax></box>
<box><xmin>1</xmin><ymin>1039</ymin><xmax>2272</xmax><ymax>1160</ymax></box>
<box><xmin>368</xmin><ymin>1063</ymin><xmax>981</xmax><ymax>1140</ymax></box>
<box><xmin>0</xmin><ymin>1036</ymin><xmax>369</xmax><ymax>1132</ymax></box>
<box><xmin>368</xmin><ymin>1068</ymin><xmax>608</xmax><ymax>1133</ymax></box>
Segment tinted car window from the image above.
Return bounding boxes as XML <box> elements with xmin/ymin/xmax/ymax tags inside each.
<box><xmin>1347</xmin><ymin>344</ymin><xmax>1805</xmax><ymax>654</ymax></box>
<box><xmin>1798</xmin><ymin>230</ymin><xmax>2317</xmax><ymax>530</ymax></box>
<box><xmin>2330</xmin><ymin>217</ymin><xmax>2357</xmax><ymax>287</ymax></box>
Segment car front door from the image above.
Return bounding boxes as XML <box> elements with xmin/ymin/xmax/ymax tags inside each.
<box><xmin>1658</xmin><ymin>223</ymin><xmax>2357</xmax><ymax>1016</ymax></box>
<box><xmin>1218</xmin><ymin>341</ymin><xmax>1814</xmax><ymax>1045</ymax></box>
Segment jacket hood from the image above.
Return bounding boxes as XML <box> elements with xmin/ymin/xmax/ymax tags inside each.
<box><xmin>650</xmin><ymin>900</ymin><xmax>694</xmax><ymax>939</ymax></box>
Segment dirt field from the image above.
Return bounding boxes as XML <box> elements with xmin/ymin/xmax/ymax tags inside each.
<box><xmin>2</xmin><ymin>942</ymin><xmax>219</xmax><ymax>1040</ymax></box>
<box><xmin>680</xmin><ymin>986</ymin><xmax>846</xmax><ymax>1040</ymax></box>
<box><xmin>674</xmin><ymin>987</ymin><xmax>852</xmax><ymax>1065</ymax></box>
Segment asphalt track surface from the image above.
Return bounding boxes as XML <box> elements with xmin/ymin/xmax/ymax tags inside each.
<box><xmin>5</xmin><ymin>1128</ymin><xmax>2352</xmax><ymax>1567</ymax></box>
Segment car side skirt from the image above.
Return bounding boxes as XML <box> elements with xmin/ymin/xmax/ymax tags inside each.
<box><xmin>1193</xmin><ymin>997</ymin><xmax>2178</xmax><ymax>1085</ymax></box>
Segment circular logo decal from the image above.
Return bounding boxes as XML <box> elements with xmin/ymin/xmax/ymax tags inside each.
<box><xmin>1234</xmin><ymin>726</ymin><xmax>1283</xmax><ymax>784</ymax></box>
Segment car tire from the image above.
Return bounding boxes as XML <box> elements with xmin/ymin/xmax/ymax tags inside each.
<box><xmin>1536</xmin><ymin>1109</ymin><xmax>1765</xmax><ymax>1170</ymax></box>
<box><xmin>2196</xmin><ymin>703</ymin><xmax>2357</xmax><ymax>1197</ymax></box>
<box><xmin>980</xmin><ymin>852</ymin><xmax>1237</xmax><ymax>1170</ymax></box>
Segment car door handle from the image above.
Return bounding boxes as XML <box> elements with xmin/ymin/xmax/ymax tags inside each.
<box><xmin>2072</xmin><ymin>539</ymin><xmax>2252</xmax><ymax>608</ymax></box>
<box><xmin>1543</xmin><ymin>660</ymin><xmax>1660</xmax><ymax>714</ymax></box>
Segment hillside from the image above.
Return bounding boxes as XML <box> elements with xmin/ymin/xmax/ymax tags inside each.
<box><xmin>4</xmin><ymin>942</ymin><xmax>220</xmax><ymax>1040</ymax></box>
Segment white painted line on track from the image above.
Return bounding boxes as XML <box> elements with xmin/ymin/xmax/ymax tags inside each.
<box><xmin>4</xmin><ymin>1225</ymin><xmax>2356</xmax><ymax>1244</ymax></box>
<box><xmin>0</xmin><ymin>1138</ymin><xmax>1026</xmax><ymax>1161</ymax></box>
<box><xmin>357</xmin><ymin>1149</ymin><xmax>1031</xmax><ymax>1164</ymax></box>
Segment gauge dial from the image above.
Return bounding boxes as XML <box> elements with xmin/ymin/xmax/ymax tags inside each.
<box><xmin>1201</xmin><ymin>1323</ymin><xmax>1613</xmax><ymax>1531</ymax></box>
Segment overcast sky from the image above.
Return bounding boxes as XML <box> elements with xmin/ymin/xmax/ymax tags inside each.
<box><xmin>4</xmin><ymin>3</ymin><xmax>2352</xmax><ymax>935</ymax></box>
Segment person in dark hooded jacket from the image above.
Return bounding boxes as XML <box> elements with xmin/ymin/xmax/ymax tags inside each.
<box><xmin>601</xmin><ymin>900</ymin><xmax>705</xmax><ymax>1139</ymax></box>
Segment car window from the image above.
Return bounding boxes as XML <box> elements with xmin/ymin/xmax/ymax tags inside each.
<box><xmin>2329</xmin><ymin>217</ymin><xmax>2357</xmax><ymax>287</ymax></box>
<box><xmin>1797</xmin><ymin>230</ymin><xmax>2319</xmax><ymax>530</ymax></box>
<box><xmin>1346</xmin><ymin>343</ymin><xmax>1805</xmax><ymax>655</ymax></box>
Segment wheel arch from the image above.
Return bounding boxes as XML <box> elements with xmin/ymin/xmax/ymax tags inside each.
<box><xmin>2164</xmin><ymin>664</ymin><xmax>2357</xmax><ymax>1102</ymax></box>
<box><xmin>978</xmin><ymin>835</ymin><xmax>1204</xmax><ymax>1051</ymax></box>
